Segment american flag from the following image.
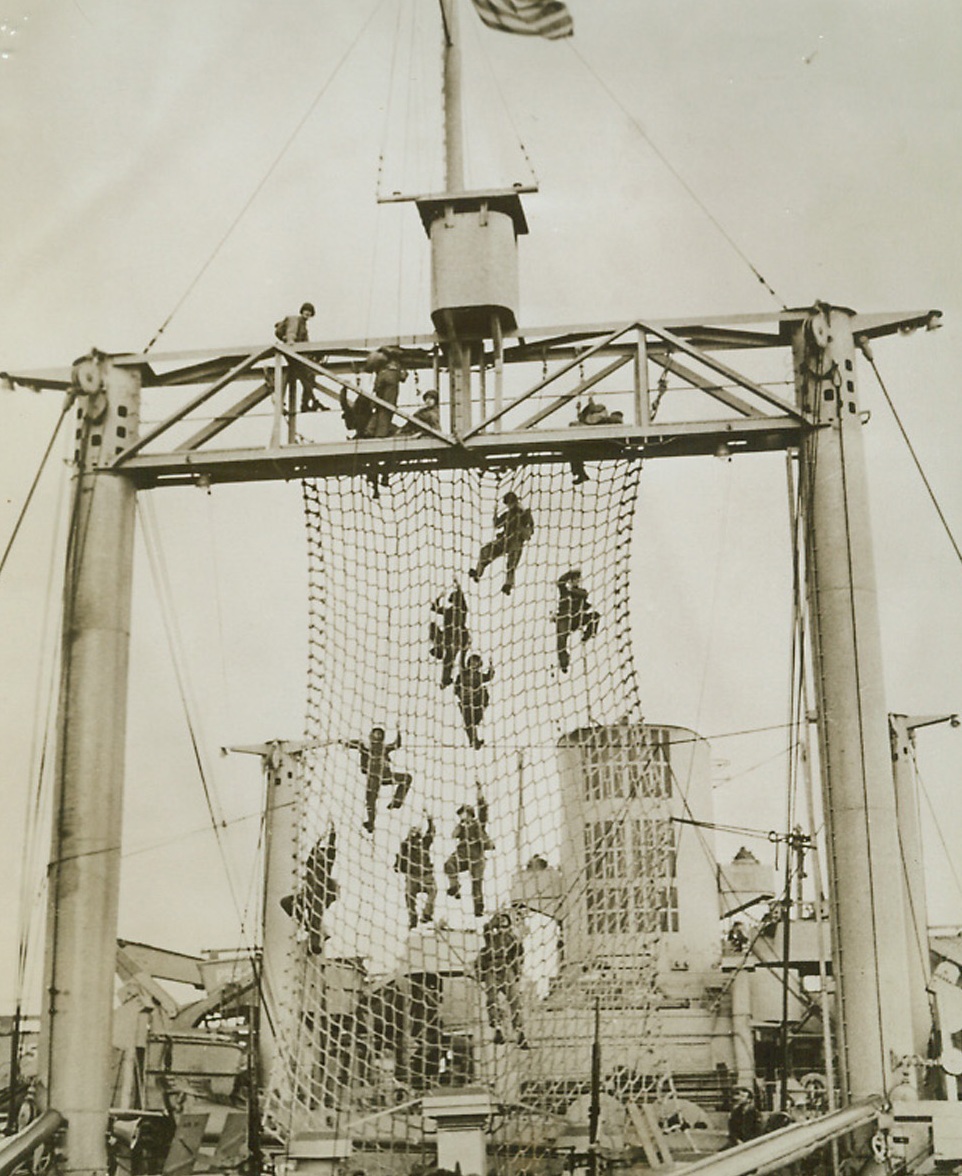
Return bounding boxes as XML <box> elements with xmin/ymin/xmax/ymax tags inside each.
<box><xmin>470</xmin><ymin>0</ymin><xmax>573</xmax><ymax>39</ymax></box>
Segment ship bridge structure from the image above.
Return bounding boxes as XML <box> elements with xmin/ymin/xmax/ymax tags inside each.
<box><xmin>1</xmin><ymin>2</ymin><xmax>955</xmax><ymax>1175</ymax></box>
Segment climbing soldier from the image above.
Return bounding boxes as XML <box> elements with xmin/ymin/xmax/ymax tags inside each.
<box><xmin>274</xmin><ymin>302</ymin><xmax>320</xmax><ymax>413</ymax></box>
<box><xmin>453</xmin><ymin>654</ymin><xmax>494</xmax><ymax>748</ymax></box>
<box><xmin>280</xmin><ymin>824</ymin><xmax>338</xmax><ymax>955</ymax></box>
<box><xmin>394</xmin><ymin>817</ymin><xmax>437</xmax><ymax>929</ymax></box>
<box><xmin>468</xmin><ymin>492</ymin><xmax>534</xmax><ymax>595</ymax></box>
<box><xmin>428</xmin><ymin>583</ymin><xmax>471</xmax><ymax>689</ymax></box>
<box><xmin>444</xmin><ymin>787</ymin><xmax>494</xmax><ymax>917</ymax></box>
<box><xmin>554</xmin><ymin>569</ymin><xmax>601</xmax><ymax>672</ymax></box>
<box><xmin>342</xmin><ymin>727</ymin><xmax>412</xmax><ymax>834</ymax></box>
<box><xmin>475</xmin><ymin>911</ymin><xmax>528</xmax><ymax>1047</ymax></box>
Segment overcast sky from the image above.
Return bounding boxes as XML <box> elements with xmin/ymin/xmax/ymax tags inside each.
<box><xmin>1</xmin><ymin>0</ymin><xmax>961</xmax><ymax>1013</ymax></box>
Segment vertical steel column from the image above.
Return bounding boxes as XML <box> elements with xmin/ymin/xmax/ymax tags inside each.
<box><xmin>441</xmin><ymin>0</ymin><xmax>464</xmax><ymax>195</ymax></box>
<box><xmin>6</xmin><ymin>1006</ymin><xmax>22</xmax><ymax>1134</ymax></box>
<box><xmin>798</xmin><ymin>739</ymin><xmax>838</xmax><ymax>1112</ymax></box>
<box><xmin>440</xmin><ymin>0</ymin><xmax>471</xmax><ymax>434</ymax></box>
<box><xmin>271</xmin><ymin>353</ymin><xmax>284</xmax><ymax>448</ymax></box>
<box><xmin>478</xmin><ymin>341</ymin><xmax>487</xmax><ymax>420</ymax></box>
<box><xmin>492</xmin><ymin>313</ymin><xmax>504</xmax><ymax>432</ymax></box>
<box><xmin>889</xmin><ymin>714</ymin><xmax>944</xmax><ymax>1062</ymax></box>
<box><xmin>445</xmin><ymin>334</ymin><xmax>463</xmax><ymax>435</ymax></box>
<box><xmin>457</xmin><ymin>340</ymin><xmax>472</xmax><ymax>434</ymax></box>
<box><xmin>444</xmin><ymin>328</ymin><xmax>472</xmax><ymax>437</ymax></box>
<box><xmin>730</xmin><ymin>972</ymin><xmax>755</xmax><ymax>1092</ymax></box>
<box><xmin>40</xmin><ymin>354</ymin><xmax>140</xmax><ymax>1175</ymax></box>
<box><xmin>634</xmin><ymin>327</ymin><xmax>649</xmax><ymax>426</ymax></box>
<box><xmin>794</xmin><ymin>306</ymin><xmax>917</xmax><ymax>1103</ymax></box>
<box><xmin>257</xmin><ymin>742</ymin><xmax>303</xmax><ymax>1081</ymax></box>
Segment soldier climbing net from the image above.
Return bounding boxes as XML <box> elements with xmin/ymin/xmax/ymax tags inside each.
<box><xmin>262</xmin><ymin>461</ymin><xmax>678</xmax><ymax>1173</ymax></box>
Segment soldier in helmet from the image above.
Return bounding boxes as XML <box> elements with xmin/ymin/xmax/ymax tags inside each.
<box><xmin>341</xmin><ymin>345</ymin><xmax>410</xmax><ymax>495</ymax></box>
<box><xmin>444</xmin><ymin>787</ymin><xmax>494</xmax><ymax>917</ymax></box>
<box><xmin>728</xmin><ymin>1088</ymin><xmax>761</xmax><ymax>1145</ymax></box>
<box><xmin>428</xmin><ymin>583</ymin><xmax>470</xmax><ymax>689</ymax></box>
<box><xmin>568</xmin><ymin>398</ymin><xmax>624</xmax><ymax>484</ymax></box>
<box><xmin>279</xmin><ymin>823</ymin><xmax>338</xmax><ymax>955</ymax></box>
<box><xmin>475</xmin><ymin>911</ymin><xmax>528</xmax><ymax>1047</ymax></box>
<box><xmin>274</xmin><ymin>302</ymin><xmax>320</xmax><ymax>413</ymax></box>
<box><xmin>342</xmin><ymin>726</ymin><xmax>412</xmax><ymax>834</ymax></box>
<box><xmin>395</xmin><ymin>817</ymin><xmax>437</xmax><ymax>929</ymax></box>
<box><xmin>397</xmin><ymin>388</ymin><xmax>442</xmax><ymax>436</ymax></box>
<box><xmin>554</xmin><ymin>569</ymin><xmax>601</xmax><ymax>672</ymax></box>
<box><xmin>468</xmin><ymin>492</ymin><xmax>535</xmax><ymax>596</ymax></box>
<box><xmin>364</xmin><ymin>344</ymin><xmax>409</xmax><ymax>439</ymax></box>
<box><xmin>453</xmin><ymin>654</ymin><xmax>494</xmax><ymax>748</ymax></box>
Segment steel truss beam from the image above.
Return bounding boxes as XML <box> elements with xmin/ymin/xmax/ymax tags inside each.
<box><xmin>102</xmin><ymin>312</ymin><xmax>809</xmax><ymax>482</ymax></box>
<box><xmin>2</xmin><ymin>308</ymin><xmax>937</xmax><ymax>392</ymax></box>
<box><xmin>93</xmin><ymin>316</ymin><xmax>811</xmax><ymax>483</ymax></box>
<box><xmin>118</xmin><ymin>417</ymin><xmax>800</xmax><ymax>488</ymax></box>
<box><xmin>102</xmin><ymin>314</ymin><xmax>814</xmax><ymax>483</ymax></box>
<box><xmin>2</xmin><ymin>307</ymin><xmax>937</xmax><ymax>488</ymax></box>
<box><xmin>653</xmin><ymin>355</ymin><xmax>762</xmax><ymax>418</ymax></box>
<box><xmin>519</xmin><ymin>355</ymin><xmax>633</xmax><ymax>429</ymax></box>
<box><xmin>463</xmin><ymin>322</ymin><xmax>637</xmax><ymax>438</ymax></box>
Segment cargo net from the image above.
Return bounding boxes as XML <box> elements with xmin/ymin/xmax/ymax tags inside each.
<box><xmin>263</xmin><ymin>462</ymin><xmax>677</xmax><ymax>1173</ymax></box>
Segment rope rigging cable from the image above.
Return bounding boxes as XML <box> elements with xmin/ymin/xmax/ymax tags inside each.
<box><xmin>565</xmin><ymin>42</ymin><xmax>786</xmax><ymax>309</ymax></box>
<box><xmin>262</xmin><ymin>461</ymin><xmax>680</xmax><ymax>1167</ymax></box>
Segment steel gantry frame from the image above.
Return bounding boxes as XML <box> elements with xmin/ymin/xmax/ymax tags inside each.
<box><xmin>4</xmin><ymin>307</ymin><xmax>936</xmax><ymax>487</ymax></box>
<box><xmin>9</xmin><ymin>301</ymin><xmax>945</xmax><ymax>1176</ymax></box>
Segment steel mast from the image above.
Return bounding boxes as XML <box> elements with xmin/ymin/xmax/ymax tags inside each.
<box><xmin>38</xmin><ymin>354</ymin><xmax>141</xmax><ymax>1176</ymax></box>
<box><xmin>795</xmin><ymin>305</ymin><xmax>924</xmax><ymax>1103</ymax></box>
